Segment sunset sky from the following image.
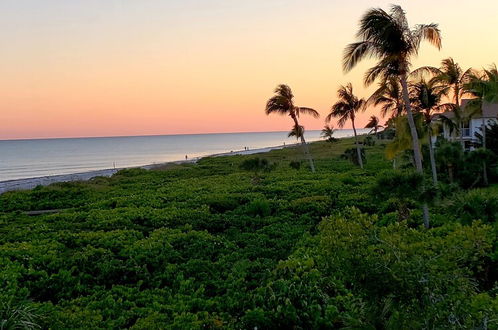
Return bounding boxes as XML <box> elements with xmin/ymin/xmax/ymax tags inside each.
<box><xmin>1</xmin><ymin>0</ymin><xmax>497</xmax><ymax>139</ymax></box>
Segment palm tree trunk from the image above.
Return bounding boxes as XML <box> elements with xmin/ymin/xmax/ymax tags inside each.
<box><xmin>455</xmin><ymin>89</ymin><xmax>465</xmax><ymax>150</ymax></box>
<box><xmin>428</xmin><ymin>126</ymin><xmax>438</xmax><ymax>185</ymax></box>
<box><xmin>400</xmin><ymin>75</ymin><xmax>430</xmax><ymax>229</ymax></box>
<box><xmin>483</xmin><ymin>118</ymin><xmax>487</xmax><ymax>149</ymax></box>
<box><xmin>291</xmin><ymin>115</ymin><xmax>316</xmax><ymax>173</ymax></box>
<box><xmin>351</xmin><ymin>118</ymin><xmax>364</xmax><ymax>169</ymax></box>
<box><xmin>300</xmin><ymin>134</ymin><xmax>316</xmax><ymax>173</ymax></box>
<box><xmin>482</xmin><ymin>118</ymin><xmax>488</xmax><ymax>185</ymax></box>
<box><xmin>400</xmin><ymin>77</ymin><xmax>423</xmax><ymax>172</ymax></box>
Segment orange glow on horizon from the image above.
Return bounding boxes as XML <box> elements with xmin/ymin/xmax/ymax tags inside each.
<box><xmin>1</xmin><ymin>0</ymin><xmax>497</xmax><ymax>139</ymax></box>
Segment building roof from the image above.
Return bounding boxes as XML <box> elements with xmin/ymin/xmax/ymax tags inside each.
<box><xmin>437</xmin><ymin>99</ymin><xmax>498</xmax><ymax>119</ymax></box>
<box><xmin>460</xmin><ymin>99</ymin><xmax>498</xmax><ymax>118</ymax></box>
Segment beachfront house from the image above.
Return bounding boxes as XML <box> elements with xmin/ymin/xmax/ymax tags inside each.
<box><xmin>437</xmin><ymin>99</ymin><xmax>498</xmax><ymax>149</ymax></box>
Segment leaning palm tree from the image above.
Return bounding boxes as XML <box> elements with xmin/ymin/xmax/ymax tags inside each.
<box><xmin>412</xmin><ymin>58</ymin><xmax>473</xmax><ymax>147</ymax></box>
<box><xmin>265</xmin><ymin>84</ymin><xmax>320</xmax><ymax>172</ymax></box>
<box><xmin>365</xmin><ymin>115</ymin><xmax>383</xmax><ymax>135</ymax></box>
<box><xmin>320</xmin><ymin>125</ymin><xmax>337</xmax><ymax>142</ymax></box>
<box><xmin>343</xmin><ymin>5</ymin><xmax>441</xmax><ymax>228</ymax></box>
<box><xmin>367</xmin><ymin>77</ymin><xmax>404</xmax><ymax>119</ymax></box>
<box><xmin>326</xmin><ymin>83</ymin><xmax>366</xmax><ymax>168</ymax></box>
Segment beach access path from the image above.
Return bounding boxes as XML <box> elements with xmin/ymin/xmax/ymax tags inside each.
<box><xmin>0</xmin><ymin>143</ymin><xmax>298</xmax><ymax>194</ymax></box>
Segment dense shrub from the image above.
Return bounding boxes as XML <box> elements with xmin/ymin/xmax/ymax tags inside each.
<box><xmin>289</xmin><ymin>160</ymin><xmax>302</xmax><ymax>170</ymax></box>
<box><xmin>444</xmin><ymin>189</ymin><xmax>498</xmax><ymax>224</ymax></box>
<box><xmin>340</xmin><ymin>147</ymin><xmax>365</xmax><ymax>166</ymax></box>
<box><xmin>239</xmin><ymin>158</ymin><xmax>275</xmax><ymax>174</ymax></box>
<box><xmin>317</xmin><ymin>208</ymin><xmax>495</xmax><ymax>328</ymax></box>
<box><xmin>363</xmin><ymin>136</ymin><xmax>375</xmax><ymax>146</ymax></box>
<box><xmin>1</xmin><ymin>138</ymin><xmax>497</xmax><ymax>328</ymax></box>
<box><xmin>290</xmin><ymin>196</ymin><xmax>333</xmax><ymax>217</ymax></box>
<box><xmin>245</xmin><ymin>199</ymin><xmax>271</xmax><ymax>217</ymax></box>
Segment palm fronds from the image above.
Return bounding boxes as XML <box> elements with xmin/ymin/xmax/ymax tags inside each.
<box><xmin>343</xmin><ymin>5</ymin><xmax>442</xmax><ymax>84</ymax></box>
<box><xmin>327</xmin><ymin>83</ymin><xmax>366</xmax><ymax>128</ymax></box>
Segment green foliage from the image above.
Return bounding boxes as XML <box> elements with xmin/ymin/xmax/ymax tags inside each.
<box><xmin>245</xmin><ymin>199</ymin><xmax>271</xmax><ymax>217</ymax></box>
<box><xmin>340</xmin><ymin>148</ymin><xmax>365</xmax><ymax>166</ymax></box>
<box><xmin>0</xmin><ymin>302</ymin><xmax>41</xmax><ymax>330</ymax></box>
<box><xmin>289</xmin><ymin>160</ymin><xmax>302</xmax><ymax>170</ymax></box>
<box><xmin>363</xmin><ymin>136</ymin><xmax>375</xmax><ymax>146</ymax></box>
<box><xmin>0</xmin><ymin>137</ymin><xmax>497</xmax><ymax>328</ymax></box>
<box><xmin>317</xmin><ymin>208</ymin><xmax>494</xmax><ymax>328</ymax></box>
<box><xmin>377</xmin><ymin>127</ymin><xmax>395</xmax><ymax>140</ymax></box>
<box><xmin>433</xmin><ymin>139</ymin><xmax>497</xmax><ymax>187</ymax></box>
<box><xmin>444</xmin><ymin>189</ymin><xmax>498</xmax><ymax>224</ymax></box>
<box><xmin>239</xmin><ymin>157</ymin><xmax>275</xmax><ymax>175</ymax></box>
<box><xmin>373</xmin><ymin>170</ymin><xmax>424</xmax><ymax>200</ymax></box>
<box><xmin>476</xmin><ymin>121</ymin><xmax>498</xmax><ymax>155</ymax></box>
<box><xmin>460</xmin><ymin>148</ymin><xmax>497</xmax><ymax>187</ymax></box>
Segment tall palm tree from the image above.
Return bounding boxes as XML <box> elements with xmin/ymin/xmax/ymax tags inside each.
<box><xmin>265</xmin><ymin>84</ymin><xmax>320</xmax><ymax>172</ymax></box>
<box><xmin>466</xmin><ymin>64</ymin><xmax>498</xmax><ymax>107</ymax></box>
<box><xmin>365</xmin><ymin>115</ymin><xmax>383</xmax><ymax>135</ymax></box>
<box><xmin>320</xmin><ymin>125</ymin><xmax>337</xmax><ymax>142</ymax></box>
<box><xmin>384</xmin><ymin>114</ymin><xmax>426</xmax><ymax>163</ymax></box>
<box><xmin>327</xmin><ymin>83</ymin><xmax>366</xmax><ymax>168</ymax></box>
<box><xmin>367</xmin><ymin>77</ymin><xmax>404</xmax><ymax>119</ymax></box>
<box><xmin>343</xmin><ymin>5</ymin><xmax>441</xmax><ymax>228</ymax></box>
<box><xmin>412</xmin><ymin>58</ymin><xmax>473</xmax><ymax>147</ymax></box>
<box><xmin>410</xmin><ymin>79</ymin><xmax>444</xmax><ymax>185</ymax></box>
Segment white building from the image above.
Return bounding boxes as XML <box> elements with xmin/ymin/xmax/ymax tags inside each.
<box><xmin>438</xmin><ymin>99</ymin><xmax>498</xmax><ymax>149</ymax></box>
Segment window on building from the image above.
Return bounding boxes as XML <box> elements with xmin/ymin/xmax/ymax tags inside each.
<box><xmin>462</xmin><ymin>121</ymin><xmax>470</xmax><ymax>137</ymax></box>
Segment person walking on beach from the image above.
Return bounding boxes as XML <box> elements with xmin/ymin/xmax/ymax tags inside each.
<box><xmin>185</xmin><ymin>155</ymin><xmax>188</xmax><ymax>160</ymax></box>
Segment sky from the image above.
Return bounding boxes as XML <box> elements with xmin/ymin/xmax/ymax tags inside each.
<box><xmin>1</xmin><ymin>0</ymin><xmax>497</xmax><ymax>139</ymax></box>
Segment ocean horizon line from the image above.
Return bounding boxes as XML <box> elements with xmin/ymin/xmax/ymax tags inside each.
<box><xmin>0</xmin><ymin>128</ymin><xmax>350</xmax><ymax>142</ymax></box>
<box><xmin>0</xmin><ymin>129</ymin><xmax>368</xmax><ymax>182</ymax></box>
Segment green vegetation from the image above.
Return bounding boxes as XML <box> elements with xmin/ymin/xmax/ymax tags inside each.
<box><xmin>327</xmin><ymin>83</ymin><xmax>366</xmax><ymax>169</ymax></box>
<box><xmin>1</xmin><ymin>138</ymin><xmax>498</xmax><ymax>328</ymax></box>
<box><xmin>265</xmin><ymin>84</ymin><xmax>320</xmax><ymax>172</ymax></box>
<box><xmin>2</xmin><ymin>4</ymin><xmax>498</xmax><ymax>329</ymax></box>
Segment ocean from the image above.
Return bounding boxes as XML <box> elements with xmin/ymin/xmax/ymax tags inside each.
<box><xmin>0</xmin><ymin>129</ymin><xmax>367</xmax><ymax>181</ymax></box>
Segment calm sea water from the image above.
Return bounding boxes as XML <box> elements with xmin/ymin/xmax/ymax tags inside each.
<box><xmin>0</xmin><ymin>129</ymin><xmax>367</xmax><ymax>181</ymax></box>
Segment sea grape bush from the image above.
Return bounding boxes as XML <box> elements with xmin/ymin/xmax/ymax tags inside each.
<box><xmin>0</xmin><ymin>140</ymin><xmax>497</xmax><ymax>328</ymax></box>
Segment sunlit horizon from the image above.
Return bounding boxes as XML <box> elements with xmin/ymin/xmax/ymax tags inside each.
<box><xmin>1</xmin><ymin>0</ymin><xmax>497</xmax><ymax>140</ymax></box>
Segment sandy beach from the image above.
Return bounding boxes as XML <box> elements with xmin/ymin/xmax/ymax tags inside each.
<box><xmin>0</xmin><ymin>143</ymin><xmax>297</xmax><ymax>194</ymax></box>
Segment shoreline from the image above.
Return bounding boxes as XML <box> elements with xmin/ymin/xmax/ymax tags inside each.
<box><xmin>0</xmin><ymin>143</ymin><xmax>300</xmax><ymax>194</ymax></box>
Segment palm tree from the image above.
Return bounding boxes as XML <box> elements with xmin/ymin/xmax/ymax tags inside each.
<box><xmin>410</xmin><ymin>79</ymin><xmax>444</xmax><ymax>185</ymax></box>
<box><xmin>320</xmin><ymin>125</ymin><xmax>337</xmax><ymax>142</ymax></box>
<box><xmin>412</xmin><ymin>58</ymin><xmax>473</xmax><ymax>147</ymax></box>
<box><xmin>326</xmin><ymin>83</ymin><xmax>366</xmax><ymax>168</ymax></box>
<box><xmin>365</xmin><ymin>115</ymin><xmax>383</xmax><ymax>135</ymax></box>
<box><xmin>265</xmin><ymin>84</ymin><xmax>320</xmax><ymax>172</ymax></box>
<box><xmin>368</xmin><ymin>77</ymin><xmax>404</xmax><ymax>119</ymax></box>
<box><xmin>288</xmin><ymin>124</ymin><xmax>305</xmax><ymax>141</ymax></box>
<box><xmin>343</xmin><ymin>5</ymin><xmax>441</xmax><ymax>228</ymax></box>
<box><xmin>385</xmin><ymin>114</ymin><xmax>426</xmax><ymax>164</ymax></box>
<box><xmin>464</xmin><ymin>64</ymin><xmax>498</xmax><ymax>185</ymax></box>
